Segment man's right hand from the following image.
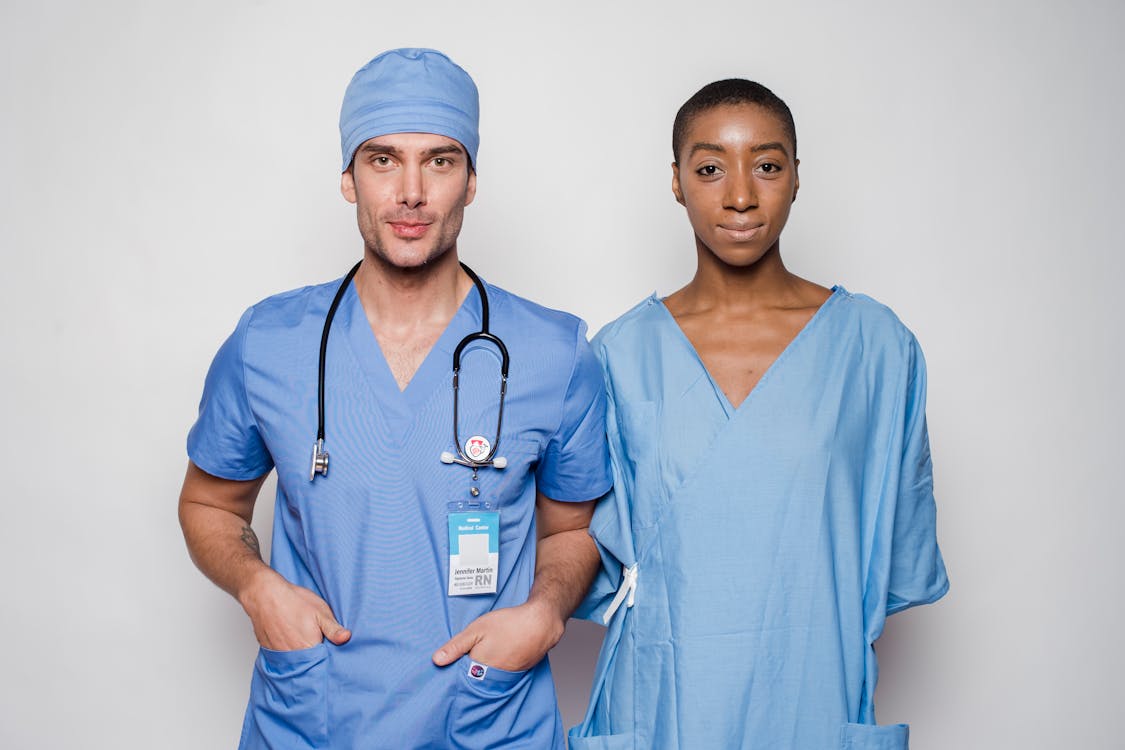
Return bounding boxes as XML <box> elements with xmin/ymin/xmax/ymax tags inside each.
<box><xmin>178</xmin><ymin>462</ymin><xmax>351</xmax><ymax>651</ymax></box>
<box><xmin>239</xmin><ymin>570</ymin><xmax>352</xmax><ymax>651</ymax></box>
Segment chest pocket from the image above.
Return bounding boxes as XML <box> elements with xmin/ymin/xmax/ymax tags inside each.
<box><xmin>462</xmin><ymin>436</ymin><xmax>539</xmax><ymax>507</ymax></box>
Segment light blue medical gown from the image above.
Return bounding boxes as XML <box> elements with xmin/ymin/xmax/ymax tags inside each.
<box><xmin>570</xmin><ymin>288</ymin><xmax>948</xmax><ymax>750</ymax></box>
<box><xmin>188</xmin><ymin>275</ymin><xmax>611</xmax><ymax>749</ymax></box>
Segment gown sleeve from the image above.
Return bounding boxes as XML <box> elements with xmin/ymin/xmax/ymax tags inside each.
<box><xmin>573</xmin><ymin>336</ymin><xmax>637</xmax><ymax>623</ymax></box>
<box><xmin>885</xmin><ymin>334</ymin><xmax>949</xmax><ymax>615</ymax></box>
<box><xmin>186</xmin><ymin>307</ymin><xmax>274</xmax><ymax>481</ymax></box>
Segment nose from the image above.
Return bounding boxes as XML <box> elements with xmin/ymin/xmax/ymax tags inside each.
<box><xmin>398</xmin><ymin>162</ymin><xmax>426</xmax><ymax>209</ymax></box>
<box><xmin>724</xmin><ymin>166</ymin><xmax>757</xmax><ymax>212</ymax></box>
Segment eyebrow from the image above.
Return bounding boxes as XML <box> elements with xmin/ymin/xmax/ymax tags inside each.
<box><xmin>358</xmin><ymin>142</ymin><xmax>399</xmax><ymax>156</ymax></box>
<box><xmin>751</xmin><ymin>141</ymin><xmax>790</xmax><ymax>157</ymax></box>
<box><xmin>688</xmin><ymin>142</ymin><xmax>725</xmax><ymax>157</ymax></box>
<box><xmin>688</xmin><ymin>140</ymin><xmax>791</xmax><ymax>158</ymax></box>
<box><xmin>422</xmin><ymin>144</ymin><xmax>465</xmax><ymax>159</ymax></box>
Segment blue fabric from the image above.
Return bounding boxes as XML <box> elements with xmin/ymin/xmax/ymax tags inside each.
<box><xmin>188</xmin><ymin>276</ymin><xmax>612</xmax><ymax>749</ymax></box>
<box><xmin>572</xmin><ymin>288</ymin><xmax>948</xmax><ymax>750</ymax></box>
<box><xmin>339</xmin><ymin>48</ymin><xmax>480</xmax><ymax>172</ymax></box>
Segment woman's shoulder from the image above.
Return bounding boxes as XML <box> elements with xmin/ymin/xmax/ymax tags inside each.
<box><xmin>825</xmin><ymin>286</ymin><xmax>925</xmax><ymax>370</ymax></box>
<box><xmin>832</xmin><ymin>286</ymin><xmax>916</xmax><ymax>335</ymax></box>
<box><xmin>591</xmin><ymin>294</ymin><xmax>667</xmax><ymax>351</ymax></box>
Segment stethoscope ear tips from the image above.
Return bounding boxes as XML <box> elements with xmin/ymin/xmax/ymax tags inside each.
<box><xmin>440</xmin><ymin>451</ymin><xmax>456</xmax><ymax>464</ymax></box>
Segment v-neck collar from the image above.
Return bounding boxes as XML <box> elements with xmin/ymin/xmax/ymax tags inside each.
<box><xmin>654</xmin><ymin>286</ymin><xmax>843</xmax><ymax>418</ymax></box>
<box><xmin>340</xmin><ymin>277</ymin><xmax>484</xmax><ymax>418</ymax></box>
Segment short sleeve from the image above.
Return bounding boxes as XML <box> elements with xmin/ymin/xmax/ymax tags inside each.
<box><xmin>535</xmin><ymin>322</ymin><xmax>613</xmax><ymax>502</ymax></box>
<box><xmin>886</xmin><ymin>336</ymin><xmax>949</xmax><ymax>615</ymax></box>
<box><xmin>186</xmin><ymin>308</ymin><xmax>274</xmax><ymax>480</ymax></box>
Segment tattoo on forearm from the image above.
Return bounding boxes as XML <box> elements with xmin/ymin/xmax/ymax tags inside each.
<box><xmin>240</xmin><ymin>525</ymin><xmax>261</xmax><ymax>555</ymax></box>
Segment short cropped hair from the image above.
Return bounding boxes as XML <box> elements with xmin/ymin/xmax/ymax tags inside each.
<box><xmin>672</xmin><ymin>79</ymin><xmax>797</xmax><ymax>163</ymax></box>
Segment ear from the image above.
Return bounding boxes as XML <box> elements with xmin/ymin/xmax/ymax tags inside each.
<box><xmin>464</xmin><ymin>168</ymin><xmax>477</xmax><ymax>207</ymax></box>
<box><xmin>791</xmin><ymin>158</ymin><xmax>800</xmax><ymax>203</ymax></box>
<box><xmin>340</xmin><ymin>168</ymin><xmax>357</xmax><ymax>204</ymax></box>
<box><xmin>671</xmin><ymin>162</ymin><xmax>685</xmax><ymax>206</ymax></box>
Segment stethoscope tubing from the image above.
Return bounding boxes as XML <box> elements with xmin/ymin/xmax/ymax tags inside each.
<box><xmin>311</xmin><ymin>260</ymin><xmax>508</xmax><ymax>481</ymax></box>
<box><xmin>317</xmin><ymin>261</ymin><xmax>362</xmax><ymax>443</ymax></box>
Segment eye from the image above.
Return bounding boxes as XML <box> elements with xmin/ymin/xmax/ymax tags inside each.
<box><xmin>373</xmin><ymin>155</ymin><xmax>392</xmax><ymax>166</ymax></box>
<box><xmin>433</xmin><ymin>157</ymin><xmax>449</xmax><ymax>167</ymax></box>
<box><xmin>757</xmin><ymin>162</ymin><xmax>782</xmax><ymax>174</ymax></box>
<box><xmin>696</xmin><ymin>164</ymin><xmax>722</xmax><ymax>177</ymax></box>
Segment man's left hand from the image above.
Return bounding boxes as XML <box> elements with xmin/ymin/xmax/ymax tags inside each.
<box><xmin>432</xmin><ymin>599</ymin><xmax>565</xmax><ymax>672</ymax></box>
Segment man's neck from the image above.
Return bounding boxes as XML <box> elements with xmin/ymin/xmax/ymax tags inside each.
<box><xmin>354</xmin><ymin>248</ymin><xmax>472</xmax><ymax>326</ymax></box>
<box><xmin>352</xmin><ymin>248</ymin><xmax>475</xmax><ymax>390</ymax></box>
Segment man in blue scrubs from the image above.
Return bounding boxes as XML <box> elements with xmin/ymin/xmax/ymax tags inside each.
<box><xmin>179</xmin><ymin>48</ymin><xmax>612</xmax><ymax>749</ymax></box>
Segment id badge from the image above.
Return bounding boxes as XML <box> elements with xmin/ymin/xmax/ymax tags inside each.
<box><xmin>447</xmin><ymin>501</ymin><xmax>499</xmax><ymax>596</ymax></box>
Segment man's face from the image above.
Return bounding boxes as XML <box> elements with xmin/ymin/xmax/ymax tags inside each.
<box><xmin>672</xmin><ymin>104</ymin><xmax>799</xmax><ymax>268</ymax></box>
<box><xmin>341</xmin><ymin>132</ymin><xmax>477</xmax><ymax>269</ymax></box>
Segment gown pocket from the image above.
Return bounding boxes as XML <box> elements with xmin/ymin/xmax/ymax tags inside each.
<box><xmin>839</xmin><ymin>721</ymin><xmax>910</xmax><ymax>749</ymax></box>
<box><xmin>240</xmin><ymin>643</ymin><xmax>329</xmax><ymax>749</ymax></box>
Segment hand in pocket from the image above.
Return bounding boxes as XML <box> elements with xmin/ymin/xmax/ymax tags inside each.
<box><xmin>433</xmin><ymin>600</ymin><xmax>564</xmax><ymax>672</ymax></box>
<box><xmin>240</xmin><ymin>571</ymin><xmax>351</xmax><ymax>651</ymax></box>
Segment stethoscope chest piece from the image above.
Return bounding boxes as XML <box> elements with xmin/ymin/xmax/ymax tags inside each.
<box><xmin>310</xmin><ymin>439</ymin><xmax>329</xmax><ymax>480</ymax></box>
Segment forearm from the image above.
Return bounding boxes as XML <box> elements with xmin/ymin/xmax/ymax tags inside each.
<box><xmin>179</xmin><ymin>499</ymin><xmax>277</xmax><ymax>605</ymax></box>
<box><xmin>178</xmin><ymin>463</ymin><xmax>349</xmax><ymax>649</ymax></box>
<box><xmin>178</xmin><ymin>462</ymin><xmax>275</xmax><ymax>607</ymax></box>
<box><xmin>527</xmin><ymin>526</ymin><xmax>600</xmax><ymax>629</ymax></box>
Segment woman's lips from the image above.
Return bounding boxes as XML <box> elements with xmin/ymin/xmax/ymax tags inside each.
<box><xmin>718</xmin><ymin>223</ymin><xmax>764</xmax><ymax>242</ymax></box>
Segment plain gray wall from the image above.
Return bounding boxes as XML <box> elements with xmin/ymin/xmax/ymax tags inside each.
<box><xmin>2</xmin><ymin>0</ymin><xmax>1122</xmax><ymax>747</ymax></box>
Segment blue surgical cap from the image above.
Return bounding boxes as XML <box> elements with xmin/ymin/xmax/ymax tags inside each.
<box><xmin>339</xmin><ymin>48</ymin><xmax>480</xmax><ymax>172</ymax></box>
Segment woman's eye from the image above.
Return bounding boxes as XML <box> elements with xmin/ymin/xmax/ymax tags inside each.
<box><xmin>697</xmin><ymin>165</ymin><xmax>720</xmax><ymax>176</ymax></box>
<box><xmin>758</xmin><ymin>162</ymin><xmax>780</xmax><ymax>174</ymax></box>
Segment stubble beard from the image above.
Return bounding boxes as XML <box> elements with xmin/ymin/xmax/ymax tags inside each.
<box><xmin>357</xmin><ymin>187</ymin><xmax>468</xmax><ymax>273</ymax></box>
<box><xmin>361</xmin><ymin>207</ymin><xmax>466</xmax><ymax>275</ymax></box>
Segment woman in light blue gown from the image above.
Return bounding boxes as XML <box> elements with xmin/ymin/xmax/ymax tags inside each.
<box><xmin>570</xmin><ymin>79</ymin><xmax>949</xmax><ymax>750</ymax></box>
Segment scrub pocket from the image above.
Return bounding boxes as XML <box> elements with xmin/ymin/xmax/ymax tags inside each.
<box><xmin>566</xmin><ymin>726</ymin><xmax>634</xmax><ymax>750</ymax></box>
<box><xmin>240</xmin><ymin>643</ymin><xmax>329</xmax><ymax>750</ymax></box>
<box><xmin>839</xmin><ymin>722</ymin><xmax>910</xmax><ymax>750</ymax></box>
<box><xmin>449</xmin><ymin>656</ymin><xmax>556</xmax><ymax>749</ymax></box>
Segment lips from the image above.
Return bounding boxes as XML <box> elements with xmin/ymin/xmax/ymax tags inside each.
<box><xmin>718</xmin><ymin>223</ymin><xmax>764</xmax><ymax>242</ymax></box>
<box><xmin>389</xmin><ymin>221</ymin><xmax>431</xmax><ymax>239</ymax></box>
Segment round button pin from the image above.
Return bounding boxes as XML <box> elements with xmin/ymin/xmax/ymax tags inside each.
<box><xmin>464</xmin><ymin>435</ymin><xmax>491</xmax><ymax>461</ymax></box>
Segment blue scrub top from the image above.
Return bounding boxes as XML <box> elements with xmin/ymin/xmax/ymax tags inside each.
<box><xmin>571</xmin><ymin>288</ymin><xmax>949</xmax><ymax>750</ymax></box>
<box><xmin>188</xmin><ymin>274</ymin><xmax>612</xmax><ymax>749</ymax></box>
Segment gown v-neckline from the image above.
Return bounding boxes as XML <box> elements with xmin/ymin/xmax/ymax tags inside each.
<box><xmin>654</xmin><ymin>286</ymin><xmax>842</xmax><ymax>418</ymax></box>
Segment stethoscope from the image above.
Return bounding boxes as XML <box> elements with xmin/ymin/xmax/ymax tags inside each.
<box><xmin>310</xmin><ymin>260</ymin><xmax>509</xmax><ymax>495</ymax></box>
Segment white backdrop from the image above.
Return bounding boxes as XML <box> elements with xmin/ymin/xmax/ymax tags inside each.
<box><xmin>2</xmin><ymin>1</ymin><xmax>1122</xmax><ymax>748</ymax></box>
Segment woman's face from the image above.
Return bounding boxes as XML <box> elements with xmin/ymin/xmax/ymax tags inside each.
<box><xmin>672</xmin><ymin>103</ymin><xmax>799</xmax><ymax>268</ymax></box>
